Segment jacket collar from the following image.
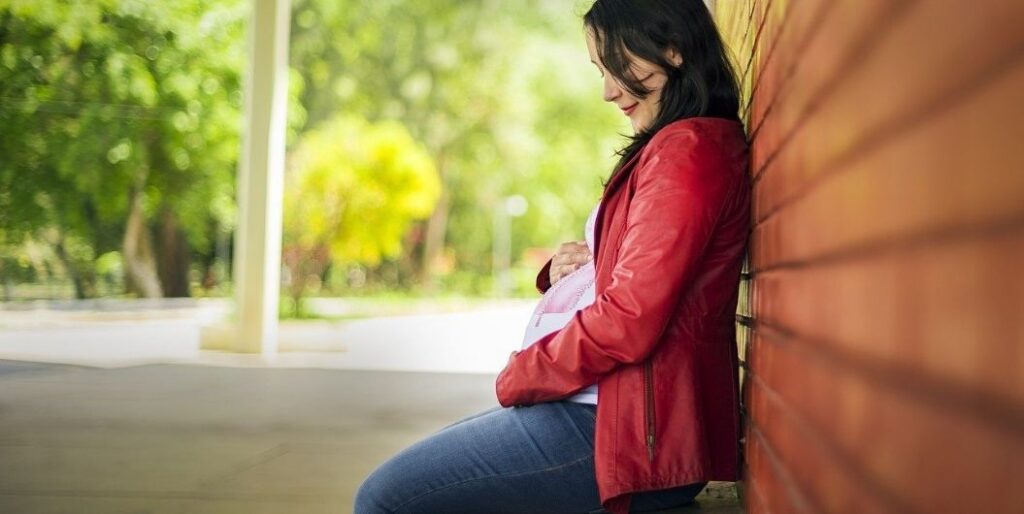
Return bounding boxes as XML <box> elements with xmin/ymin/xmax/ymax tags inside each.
<box><xmin>601</xmin><ymin>150</ymin><xmax>643</xmax><ymax>201</ymax></box>
<box><xmin>593</xmin><ymin>150</ymin><xmax>643</xmax><ymax>262</ymax></box>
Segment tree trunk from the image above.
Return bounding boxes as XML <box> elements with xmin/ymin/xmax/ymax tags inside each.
<box><xmin>156</xmin><ymin>207</ymin><xmax>192</xmax><ymax>297</ymax></box>
<box><xmin>396</xmin><ymin>223</ymin><xmax>423</xmax><ymax>289</ymax></box>
<box><xmin>122</xmin><ymin>187</ymin><xmax>163</xmax><ymax>298</ymax></box>
<box><xmin>420</xmin><ymin>188</ymin><xmax>451</xmax><ymax>292</ymax></box>
<box><xmin>52</xmin><ymin>233</ymin><xmax>95</xmax><ymax>299</ymax></box>
<box><xmin>1</xmin><ymin>258</ymin><xmax>10</xmax><ymax>300</ymax></box>
<box><xmin>420</xmin><ymin>154</ymin><xmax>451</xmax><ymax>293</ymax></box>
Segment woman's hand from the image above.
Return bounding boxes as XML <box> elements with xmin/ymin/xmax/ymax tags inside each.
<box><xmin>549</xmin><ymin>240</ymin><xmax>593</xmax><ymax>286</ymax></box>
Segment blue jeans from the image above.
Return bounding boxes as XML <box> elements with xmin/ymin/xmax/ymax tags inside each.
<box><xmin>354</xmin><ymin>401</ymin><xmax>706</xmax><ymax>513</ymax></box>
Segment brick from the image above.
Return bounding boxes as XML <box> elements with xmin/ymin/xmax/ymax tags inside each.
<box><xmin>755</xmin><ymin>0</ymin><xmax>1024</xmax><ymax>221</ymax></box>
<box><xmin>748</xmin><ymin>329</ymin><xmax>1024</xmax><ymax>514</ymax></box>
<box><xmin>752</xmin><ymin>59</ymin><xmax>1024</xmax><ymax>270</ymax></box>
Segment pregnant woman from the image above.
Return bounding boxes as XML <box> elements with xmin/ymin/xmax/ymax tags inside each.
<box><xmin>355</xmin><ymin>1</ymin><xmax>750</xmax><ymax>512</ymax></box>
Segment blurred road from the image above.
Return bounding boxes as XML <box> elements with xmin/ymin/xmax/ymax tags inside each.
<box><xmin>0</xmin><ymin>301</ymin><xmax>741</xmax><ymax>513</ymax></box>
<box><xmin>0</xmin><ymin>299</ymin><xmax>537</xmax><ymax>373</ymax></box>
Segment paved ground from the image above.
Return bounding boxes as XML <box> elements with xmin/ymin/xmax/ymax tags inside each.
<box><xmin>0</xmin><ymin>359</ymin><xmax>742</xmax><ymax>513</ymax></box>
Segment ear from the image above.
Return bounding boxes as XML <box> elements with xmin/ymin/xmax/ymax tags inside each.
<box><xmin>665</xmin><ymin>46</ymin><xmax>684</xmax><ymax>67</ymax></box>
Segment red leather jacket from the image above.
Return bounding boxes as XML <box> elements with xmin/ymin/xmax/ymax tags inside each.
<box><xmin>496</xmin><ymin>117</ymin><xmax>750</xmax><ymax>514</ymax></box>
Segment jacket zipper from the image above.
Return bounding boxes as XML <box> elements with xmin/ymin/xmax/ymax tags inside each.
<box><xmin>643</xmin><ymin>359</ymin><xmax>656</xmax><ymax>462</ymax></box>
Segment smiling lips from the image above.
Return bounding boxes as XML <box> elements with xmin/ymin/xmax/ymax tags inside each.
<box><xmin>621</xmin><ymin>102</ymin><xmax>638</xmax><ymax>116</ymax></box>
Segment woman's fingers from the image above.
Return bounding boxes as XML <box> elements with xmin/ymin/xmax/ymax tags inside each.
<box><xmin>549</xmin><ymin>240</ymin><xmax>593</xmax><ymax>285</ymax></box>
<box><xmin>551</xmin><ymin>264</ymin><xmax>572</xmax><ymax>285</ymax></box>
<box><xmin>555</xmin><ymin>242</ymin><xmax>591</xmax><ymax>262</ymax></box>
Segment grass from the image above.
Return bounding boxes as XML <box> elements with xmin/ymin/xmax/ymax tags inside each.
<box><xmin>278</xmin><ymin>293</ymin><xmax>532</xmax><ymax>321</ymax></box>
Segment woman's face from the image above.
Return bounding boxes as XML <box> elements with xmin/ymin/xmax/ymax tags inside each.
<box><xmin>585</xmin><ymin>29</ymin><xmax>680</xmax><ymax>133</ymax></box>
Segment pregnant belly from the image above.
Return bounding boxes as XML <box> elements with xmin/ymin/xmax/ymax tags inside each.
<box><xmin>521</xmin><ymin>262</ymin><xmax>596</xmax><ymax>349</ymax></box>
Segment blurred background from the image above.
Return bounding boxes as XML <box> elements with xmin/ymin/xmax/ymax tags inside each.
<box><xmin>0</xmin><ymin>0</ymin><xmax>634</xmax><ymax>373</ymax></box>
<box><xmin>0</xmin><ymin>0</ymin><xmax>623</xmax><ymax>306</ymax></box>
<box><xmin>0</xmin><ymin>1</ymin><xmax>651</xmax><ymax>512</ymax></box>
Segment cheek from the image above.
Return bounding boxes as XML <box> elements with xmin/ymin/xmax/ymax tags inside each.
<box><xmin>641</xmin><ymin>97</ymin><xmax>660</xmax><ymax>116</ymax></box>
<box><xmin>644</xmin><ymin>89</ymin><xmax>665</xmax><ymax>112</ymax></box>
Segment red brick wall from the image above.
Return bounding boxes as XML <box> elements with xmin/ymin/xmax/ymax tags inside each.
<box><xmin>715</xmin><ymin>1</ymin><xmax>1024</xmax><ymax>512</ymax></box>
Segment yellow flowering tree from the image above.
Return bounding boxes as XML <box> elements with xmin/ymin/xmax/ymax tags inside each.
<box><xmin>282</xmin><ymin>115</ymin><xmax>440</xmax><ymax>314</ymax></box>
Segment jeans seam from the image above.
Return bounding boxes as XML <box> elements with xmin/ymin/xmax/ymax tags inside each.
<box><xmin>435</xmin><ymin>405</ymin><xmax>503</xmax><ymax>433</ymax></box>
<box><xmin>392</xmin><ymin>454</ymin><xmax>595</xmax><ymax>513</ymax></box>
<box><xmin>581</xmin><ymin>405</ymin><xmax>597</xmax><ymax>422</ymax></box>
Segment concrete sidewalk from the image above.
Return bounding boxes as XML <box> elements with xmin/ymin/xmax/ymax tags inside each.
<box><xmin>0</xmin><ymin>359</ymin><xmax>741</xmax><ymax>513</ymax></box>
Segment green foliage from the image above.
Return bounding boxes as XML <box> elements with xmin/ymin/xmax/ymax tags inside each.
<box><xmin>289</xmin><ymin>0</ymin><xmax>624</xmax><ymax>295</ymax></box>
<box><xmin>0</xmin><ymin>0</ymin><xmax>248</xmax><ymax>298</ymax></box>
<box><xmin>1</xmin><ymin>0</ymin><xmax>627</xmax><ymax>301</ymax></box>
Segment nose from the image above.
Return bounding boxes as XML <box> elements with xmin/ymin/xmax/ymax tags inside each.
<box><xmin>602</xmin><ymin>75</ymin><xmax>621</xmax><ymax>103</ymax></box>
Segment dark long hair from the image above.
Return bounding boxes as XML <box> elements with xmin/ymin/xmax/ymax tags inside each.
<box><xmin>583</xmin><ymin>0</ymin><xmax>740</xmax><ymax>187</ymax></box>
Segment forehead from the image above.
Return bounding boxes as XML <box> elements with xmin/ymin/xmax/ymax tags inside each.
<box><xmin>585</xmin><ymin>28</ymin><xmax>600</xmax><ymax>57</ymax></box>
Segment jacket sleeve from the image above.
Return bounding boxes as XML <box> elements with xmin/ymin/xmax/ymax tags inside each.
<box><xmin>496</xmin><ymin>128</ymin><xmax>740</xmax><ymax>406</ymax></box>
<box><xmin>536</xmin><ymin>256</ymin><xmax>554</xmax><ymax>294</ymax></box>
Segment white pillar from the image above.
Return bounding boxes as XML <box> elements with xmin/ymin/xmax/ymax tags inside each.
<box><xmin>232</xmin><ymin>0</ymin><xmax>291</xmax><ymax>356</ymax></box>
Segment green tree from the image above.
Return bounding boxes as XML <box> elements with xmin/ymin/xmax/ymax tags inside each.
<box><xmin>0</xmin><ymin>0</ymin><xmax>247</xmax><ymax>298</ymax></box>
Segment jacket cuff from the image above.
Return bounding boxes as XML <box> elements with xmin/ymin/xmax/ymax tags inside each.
<box><xmin>495</xmin><ymin>363</ymin><xmax>518</xmax><ymax>407</ymax></box>
<box><xmin>536</xmin><ymin>256</ymin><xmax>554</xmax><ymax>294</ymax></box>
